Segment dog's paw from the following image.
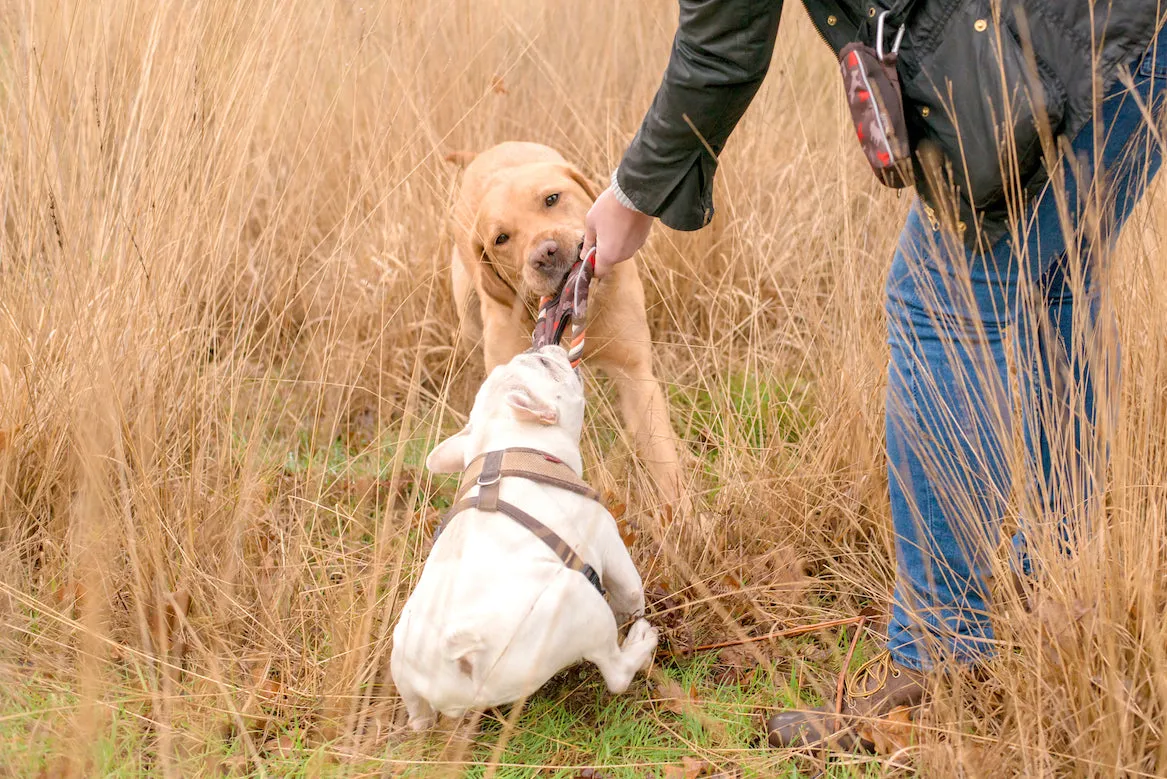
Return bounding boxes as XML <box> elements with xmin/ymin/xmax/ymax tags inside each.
<box><xmin>626</xmin><ymin>619</ymin><xmax>659</xmax><ymax>670</ymax></box>
<box><xmin>408</xmin><ymin>714</ymin><xmax>437</xmax><ymax>732</ymax></box>
<box><xmin>626</xmin><ymin>618</ymin><xmax>655</xmax><ymax>642</ymax></box>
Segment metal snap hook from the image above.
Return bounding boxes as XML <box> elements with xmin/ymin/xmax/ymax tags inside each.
<box><xmin>876</xmin><ymin>10</ymin><xmax>906</xmax><ymax>60</ymax></box>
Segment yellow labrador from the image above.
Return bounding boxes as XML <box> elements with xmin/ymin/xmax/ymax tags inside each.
<box><xmin>446</xmin><ymin>142</ymin><xmax>683</xmax><ymax>508</ymax></box>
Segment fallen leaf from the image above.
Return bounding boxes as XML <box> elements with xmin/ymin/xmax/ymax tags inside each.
<box><xmin>422</xmin><ymin>509</ymin><xmax>442</xmax><ymax>534</ymax></box>
<box><xmin>711</xmin><ymin>661</ymin><xmax>756</xmax><ymax>687</ymax></box>
<box><xmin>661</xmin><ymin>756</ymin><xmax>730</xmax><ymax>779</ymax></box>
<box><xmin>574</xmin><ymin>769</ymin><xmax>611</xmax><ymax>779</ymax></box>
<box><xmin>53</xmin><ymin>580</ymin><xmax>85</xmax><ymax>618</ymax></box>
<box><xmin>263</xmin><ymin>735</ymin><xmax>296</xmax><ymax>758</ymax></box>
<box><xmin>602</xmin><ymin>494</ymin><xmax>626</xmax><ymax>520</ymax></box>
<box><xmin>950</xmin><ymin>740</ymin><xmax>1008</xmax><ymax>778</ymax></box>
<box><xmin>615</xmin><ymin>515</ymin><xmax>636</xmax><ymax>548</ymax></box>
<box><xmin>857</xmin><ymin>705</ymin><xmax>917</xmax><ymax>755</ymax></box>
<box><xmin>717</xmin><ymin>645</ymin><xmax>755</xmax><ymax>666</ymax></box>
<box><xmin>710</xmin><ymin>645</ymin><xmax>758</xmax><ymax>686</ymax></box>
<box><xmin>664</xmin><ymin>503</ymin><xmax>675</xmax><ymax>525</ymax></box>
<box><xmin>654</xmin><ymin>677</ymin><xmax>700</xmax><ymax>715</ymax></box>
<box><xmin>646</xmin><ymin>584</ymin><xmax>680</xmax><ymax>613</ymax></box>
<box><xmin>257</xmin><ymin>678</ymin><xmax>285</xmax><ymax>705</ymax></box>
<box><xmin>719</xmin><ymin>572</ymin><xmax>742</xmax><ymax>590</ymax></box>
<box><xmin>1033</xmin><ymin>595</ymin><xmax>1094</xmax><ymax>661</ymax></box>
<box><xmin>218</xmin><ymin>754</ymin><xmax>249</xmax><ymax>776</ymax></box>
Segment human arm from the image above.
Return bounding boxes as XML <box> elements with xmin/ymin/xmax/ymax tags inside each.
<box><xmin>585</xmin><ymin>0</ymin><xmax>785</xmax><ymax>276</ymax></box>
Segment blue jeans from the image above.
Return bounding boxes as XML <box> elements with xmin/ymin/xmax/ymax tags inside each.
<box><xmin>885</xmin><ymin>26</ymin><xmax>1167</xmax><ymax>671</ymax></box>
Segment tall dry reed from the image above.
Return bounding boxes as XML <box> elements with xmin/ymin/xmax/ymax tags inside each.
<box><xmin>1</xmin><ymin>1</ymin><xmax>1164</xmax><ymax>775</ymax></box>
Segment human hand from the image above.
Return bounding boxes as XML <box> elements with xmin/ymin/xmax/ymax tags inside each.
<box><xmin>582</xmin><ymin>187</ymin><xmax>655</xmax><ymax>279</ymax></box>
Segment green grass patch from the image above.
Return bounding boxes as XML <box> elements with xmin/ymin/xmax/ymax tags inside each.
<box><xmin>670</xmin><ymin>373</ymin><xmax>815</xmax><ymax>460</ymax></box>
<box><xmin>0</xmin><ymin>681</ymin><xmax>145</xmax><ymax>776</ymax></box>
<box><xmin>0</xmin><ymin>635</ymin><xmax>890</xmax><ymax>777</ymax></box>
<box><xmin>380</xmin><ymin>648</ymin><xmax>881</xmax><ymax>778</ymax></box>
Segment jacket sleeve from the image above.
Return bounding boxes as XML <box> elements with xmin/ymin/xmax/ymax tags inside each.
<box><xmin>614</xmin><ymin>0</ymin><xmax>784</xmax><ymax>231</ymax></box>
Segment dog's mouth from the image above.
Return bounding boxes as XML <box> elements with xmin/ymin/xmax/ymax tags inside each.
<box><xmin>547</xmin><ymin>263</ymin><xmax>573</xmax><ymax>291</ymax></box>
<box><xmin>523</xmin><ymin>345</ymin><xmax>573</xmax><ymax>381</ymax></box>
<box><xmin>527</xmin><ymin>240</ymin><xmax>584</xmax><ymax>296</ymax></box>
<box><xmin>527</xmin><ymin>269</ymin><xmax>569</xmax><ymax>299</ymax></box>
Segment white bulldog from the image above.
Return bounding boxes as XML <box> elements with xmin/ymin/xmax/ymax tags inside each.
<box><xmin>390</xmin><ymin>345</ymin><xmax>658</xmax><ymax>730</ymax></box>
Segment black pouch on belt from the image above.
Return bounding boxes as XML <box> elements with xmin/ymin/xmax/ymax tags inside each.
<box><xmin>838</xmin><ymin>11</ymin><xmax>913</xmax><ymax>188</ymax></box>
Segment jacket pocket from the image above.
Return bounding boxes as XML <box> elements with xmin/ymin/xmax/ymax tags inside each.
<box><xmin>900</xmin><ymin>2</ymin><xmax>1068</xmax><ymax>210</ymax></box>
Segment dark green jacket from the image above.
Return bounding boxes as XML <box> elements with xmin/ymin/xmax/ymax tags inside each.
<box><xmin>615</xmin><ymin>1</ymin><xmax>1163</xmax><ymax>245</ymax></box>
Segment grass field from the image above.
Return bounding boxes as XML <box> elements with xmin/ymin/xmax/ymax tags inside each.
<box><xmin>2</xmin><ymin>1</ymin><xmax>1166</xmax><ymax>776</ymax></box>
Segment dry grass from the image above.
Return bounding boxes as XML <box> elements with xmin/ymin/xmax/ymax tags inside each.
<box><xmin>1</xmin><ymin>0</ymin><xmax>1165</xmax><ymax>776</ymax></box>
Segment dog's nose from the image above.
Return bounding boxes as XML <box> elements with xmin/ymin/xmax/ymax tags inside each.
<box><xmin>528</xmin><ymin>240</ymin><xmax>559</xmax><ymax>272</ymax></box>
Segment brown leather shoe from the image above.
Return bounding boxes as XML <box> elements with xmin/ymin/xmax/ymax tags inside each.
<box><xmin>765</xmin><ymin>651</ymin><xmax>927</xmax><ymax>750</ymax></box>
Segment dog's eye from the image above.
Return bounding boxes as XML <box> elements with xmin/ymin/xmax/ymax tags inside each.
<box><xmin>494</xmin><ymin>233</ymin><xmax>509</xmax><ymax>246</ymax></box>
<box><xmin>544</xmin><ymin>193</ymin><xmax>559</xmax><ymax>208</ymax></box>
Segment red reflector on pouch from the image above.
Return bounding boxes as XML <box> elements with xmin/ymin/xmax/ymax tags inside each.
<box><xmin>838</xmin><ymin>41</ymin><xmax>914</xmax><ymax>189</ymax></box>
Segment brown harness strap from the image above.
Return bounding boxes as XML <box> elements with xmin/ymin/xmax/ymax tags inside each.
<box><xmin>452</xmin><ymin>448</ymin><xmax>600</xmax><ymax>504</ymax></box>
<box><xmin>434</xmin><ymin>448</ymin><xmax>606</xmax><ymax>596</ymax></box>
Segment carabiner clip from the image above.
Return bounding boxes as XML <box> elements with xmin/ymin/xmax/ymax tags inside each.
<box><xmin>875</xmin><ymin>10</ymin><xmax>906</xmax><ymax>60</ymax></box>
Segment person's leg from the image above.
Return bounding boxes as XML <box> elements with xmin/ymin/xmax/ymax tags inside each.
<box><xmin>884</xmin><ymin>207</ymin><xmax>1018</xmax><ymax>671</ymax></box>
<box><xmin>890</xmin><ymin>23</ymin><xmax>1166</xmax><ymax>670</ymax></box>
<box><xmin>767</xmin><ymin>23</ymin><xmax>1166</xmax><ymax>749</ymax></box>
<box><xmin>1011</xmin><ymin>28</ymin><xmax>1167</xmax><ymax>570</ymax></box>
<box><xmin>1008</xmin><ymin>247</ymin><xmax>1105</xmax><ymax>576</ymax></box>
<box><xmin>767</xmin><ymin>218</ymin><xmax>1017</xmax><ymax>749</ymax></box>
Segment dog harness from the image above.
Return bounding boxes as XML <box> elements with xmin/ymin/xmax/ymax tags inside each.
<box><xmin>433</xmin><ymin>448</ymin><xmax>606</xmax><ymax>595</ymax></box>
<box><xmin>531</xmin><ymin>247</ymin><xmax>596</xmax><ymax>371</ymax></box>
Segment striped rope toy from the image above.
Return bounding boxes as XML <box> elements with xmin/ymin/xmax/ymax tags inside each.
<box><xmin>530</xmin><ymin>247</ymin><xmax>596</xmax><ymax>371</ymax></box>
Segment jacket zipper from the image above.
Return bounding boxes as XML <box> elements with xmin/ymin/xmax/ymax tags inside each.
<box><xmin>806</xmin><ymin>10</ymin><xmax>836</xmax><ymax>53</ymax></box>
<box><xmin>802</xmin><ymin>1</ymin><xmax>864</xmax><ymax>57</ymax></box>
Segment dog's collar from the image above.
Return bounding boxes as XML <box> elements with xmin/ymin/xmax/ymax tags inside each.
<box><xmin>433</xmin><ymin>448</ymin><xmax>605</xmax><ymax>596</ymax></box>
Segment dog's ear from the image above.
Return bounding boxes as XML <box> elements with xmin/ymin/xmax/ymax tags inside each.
<box><xmin>426</xmin><ymin>425</ymin><xmax>472</xmax><ymax>473</ymax></box>
<box><xmin>471</xmin><ymin>226</ymin><xmax>519</xmax><ymax>308</ymax></box>
<box><xmin>444</xmin><ymin>149</ymin><xmax>478</xmax><ymax>168</ymax></box>
<box><xmin>562</xmin><ymin>164</ymin><xmax>603</xmax><ymax>202</ymax></box>
<box><xmin>505</xmin><ymin>386</ymin><xmax>559</xmax><ymax>426</ymax></box>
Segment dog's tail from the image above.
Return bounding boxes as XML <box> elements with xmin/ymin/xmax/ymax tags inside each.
<box><xmin>443</xmin><ymin>149</ymin><xmax>477</xmax><ymax>168</ymax></box>
<box><xmin>442</xmin><ymin>627</ymin><xmax>486</xmax><ymax>681</ymax></box>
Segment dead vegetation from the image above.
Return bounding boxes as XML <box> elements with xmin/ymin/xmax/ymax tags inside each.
<box><xmin>1</xmin><ymin>0</ymin><xmax>1165</xmax><ymax>776</ymax></box>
